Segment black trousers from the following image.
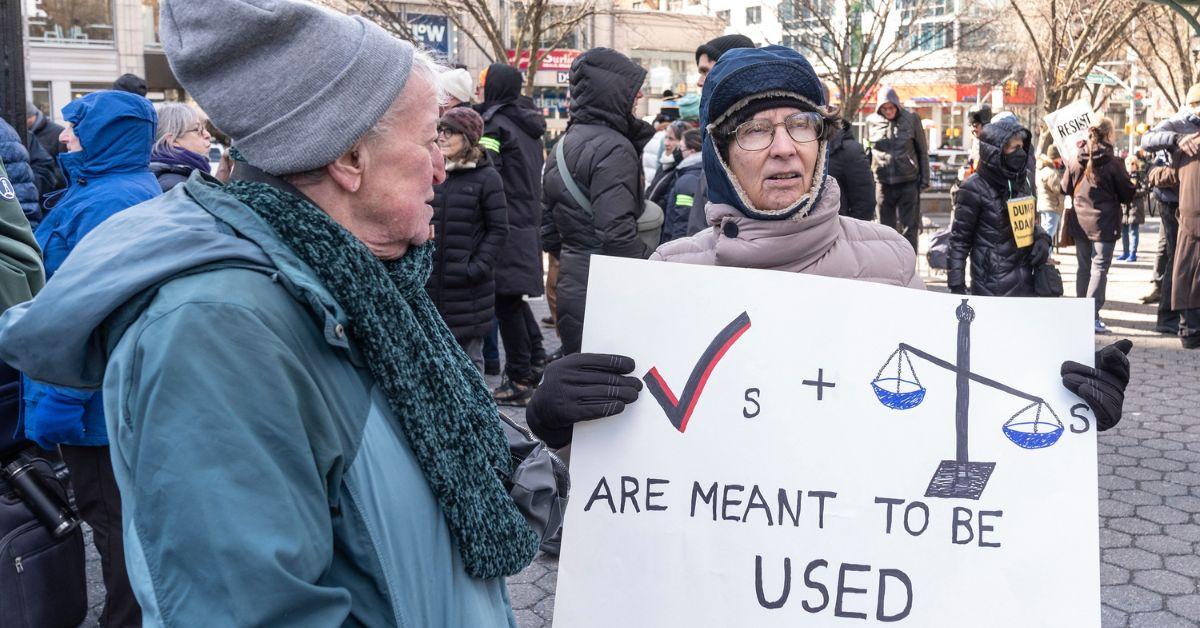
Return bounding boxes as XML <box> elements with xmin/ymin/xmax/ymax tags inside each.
<box><xmin>496</xmin><ymin>294</ymin><xmax>542</xmax><ymax>383</ymax></box>
<box><xmin>59</xmin><ymin>445</ymin><xmax>141</xmax><ymax>628</ymax></box>
<box><xmin>877</xmin><ymin>180</ymin><xmax>921</xmax><ymax>252</ymax></box>
<box><xmin>1158</xmin><ymin>203</ymin><xmax>1182</xmax><ymax>330</ymax></box>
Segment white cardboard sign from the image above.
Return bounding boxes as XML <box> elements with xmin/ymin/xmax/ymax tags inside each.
<box><xmin>554</xmin><ymin>256</ymin><xmax>1100</xmax><ymax>628</ymax></box>
<box><xmin>1045</xmin><ymin>100</ymin><xmax>1099</xmax><ymax>163</ymax></box>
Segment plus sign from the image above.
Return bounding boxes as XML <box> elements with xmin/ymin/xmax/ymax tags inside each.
<box><xmin>802</xmin><ymin>368</ymin><xmax>836</xmax><ymax>401</ymax></box>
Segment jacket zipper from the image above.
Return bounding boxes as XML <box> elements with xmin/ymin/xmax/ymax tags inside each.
<box><xmin>14</xmin><ymin>556</ymin><xmax>22</xmax><ymax>573</ymax></box>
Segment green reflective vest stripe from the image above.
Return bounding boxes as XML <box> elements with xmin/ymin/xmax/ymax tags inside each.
<box><xmin>675</xmin><ymin>194</ymin><xmax>694</xmax><ymax>207</ymax></box>
<box><xmin>479</xmin><ymin>136</ymin><xmax>501</xmax><ymax>153</ymax></box>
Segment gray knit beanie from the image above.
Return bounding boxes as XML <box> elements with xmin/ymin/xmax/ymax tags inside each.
<box><xmin>160</xmin><ymin>0</ymin><xmax>416</xmax><ymax>176</ymax></box>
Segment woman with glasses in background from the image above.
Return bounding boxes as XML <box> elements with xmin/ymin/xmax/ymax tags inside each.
<box><xmin>150</xmin><ymin>102</ymin><xmax>213</xmax><ymax>192</ymax></box>
<box><xmin>425</xmin><ymin>107</ymin><xmax>508</xmax><ymax>372</ymax></box>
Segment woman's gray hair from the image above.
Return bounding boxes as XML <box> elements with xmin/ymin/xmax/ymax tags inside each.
<box><xmin>153</xmin><ymin>102</ymin><xmax>204</xmax><ymax>154</ymax></box>
<box><xmin>362</xmin><ymin>48</ymin><xmax>445</xmax><ymax>145</ymax></box>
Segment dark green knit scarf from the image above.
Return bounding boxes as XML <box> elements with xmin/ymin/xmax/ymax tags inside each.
<box><xmin>225</xmin><ymin>180</ymin><xmax>538</xmax><ymax>579</ymax></box>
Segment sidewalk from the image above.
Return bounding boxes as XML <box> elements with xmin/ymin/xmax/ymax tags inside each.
<box><xmin>79</xmin><ymin>219</ymin><xmax>1199</xmax><ymax>627</ymax></box>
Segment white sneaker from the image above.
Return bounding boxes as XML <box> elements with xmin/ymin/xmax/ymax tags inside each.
<box><xmin>1095</xmin><ymin>320</ymin><xmax>1110</xmax><ymax>334</ymax></box>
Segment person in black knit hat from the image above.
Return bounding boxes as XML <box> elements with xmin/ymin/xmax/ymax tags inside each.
<box><xmin>695</xmin><ymin>33</ymin><xmax>755</xmax><ymax>88</ymax></box>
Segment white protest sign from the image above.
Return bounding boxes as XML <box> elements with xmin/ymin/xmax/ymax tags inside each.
<box><xmin>555</xmin><ymin>256</ymin><xmax>1100</xmax><ymax>628</ymax></box>
<box><xmin>1045</xmin><ymin>100</ymin><xmax>1099</xmax><ymax>163</ymax></box>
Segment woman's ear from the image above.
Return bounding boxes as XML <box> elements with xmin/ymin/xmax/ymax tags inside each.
<box><xmin>326</xmin><ymin>143</ymin><xmax>367</xmax><ymax>193</ymax></box>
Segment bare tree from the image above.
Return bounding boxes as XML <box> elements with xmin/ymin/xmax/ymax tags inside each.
<box><xmin>1006</xmin><ymin>0</ymin><xmax>1140</xmax><ymax>151</ymax></box>
<box><xmin>336</xmin><ymin>0</ymin><xmax>600</xmax><ymax>89</ymax></box>
<box><xmin>340</xmin><ymin>0</ymin><xmax>421</xmax><ymax>42</ymax></box>
<box><xmin>775</xmin><ymin>0</ymin><xmax>998</xmax><ymax>116</ymax></box>
<box><xmin>1124</xmin><ymin>3</ymin><xmax>1199</xmax><ymax>111</ymax></box>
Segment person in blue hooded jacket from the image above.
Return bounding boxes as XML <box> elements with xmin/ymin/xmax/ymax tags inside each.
<box><xmin>0</xmin><ymin>118</ymin><xmax>41</xmax><ymax>224</ymax></box>
<box><xmin>23</xmin><ymin>88</ymin><xmax>157</xmax><ymax>627</ymax></box>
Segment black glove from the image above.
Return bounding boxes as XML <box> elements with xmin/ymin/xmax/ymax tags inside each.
<box><xmin>1028</xmin><ymin>235</ymin><xmax>1050</xmax><ymax>266</ymax></box>
<box><xmin>949</xmin><ymin>284</ymin><xmax>968</xmax><ymax>295</ymax></box>
<box><xmin>525</xmin><ymin>353</ymin><xmax>643</xmax><ymax>448</ymax></box>
<box><xmin>1061</xmin><ymin>339</ymin><xmax>1132</xmax><ymax>432</ymax></box>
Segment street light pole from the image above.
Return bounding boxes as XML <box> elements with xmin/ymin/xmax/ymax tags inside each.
<box><xmin>0</xmin><ymin>0</ymin><xmax>27</xmax><ymax>145</ymax></box>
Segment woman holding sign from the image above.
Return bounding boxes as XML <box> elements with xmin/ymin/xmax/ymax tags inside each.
<box><xmin>947</xmin><ymin>117</ymin><xmax>1052</xmax><ymax>296</ymax></box>
<box><xmin>1062</xmin><ymin>119</ymin><xmax>1137</xmax><ymax>334</ymax></box>
<box><xmin>526</xmin><ymin>46</ymin><xmax>1133</xmax><ymax>449</ymax></box>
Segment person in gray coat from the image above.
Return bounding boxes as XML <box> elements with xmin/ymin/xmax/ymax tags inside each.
<box><xmin>867</xmin><ymin>86</ymin><xmax>929</xmax><ymax>251</ymax></box>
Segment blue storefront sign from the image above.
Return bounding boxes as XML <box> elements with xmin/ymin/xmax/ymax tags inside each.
<box><xmin>409</xmin><ymin>13</ymin><xmax>450</xmax><ymax>60</ymax></box>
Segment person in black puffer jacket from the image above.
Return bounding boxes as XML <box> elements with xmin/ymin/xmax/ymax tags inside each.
<box><xmin>0</xmin><ymin>119</ymin><xmax>41</xmax><ymax>225</ymax></box>
<box><xmin>542</xmin><ymin>48</ymin><xmax>656</xmax><ymax>355</ymax></box>
<box><xmin>476</xmin><ymin>63</ymin><xmax>547</xmax><ymax>404</ymax></box>
<box><xmin>827</xmin><ymin>117</ymin><xmax>876</xmax><ymax>221</ymax></box>
<box><xmin>948</xmin><ymin>116</ymin><xmax>1051</xmax><ymax>297</ymax></box>
<box><xmin>426</xmin><ymin>108</ymin><xmax>508</xmax><ymax>371</ymax></box>
<box><xmin>1062</xmin><ymin>118</ymin><xmax>1137</xmax><ymax>333</ymax></box>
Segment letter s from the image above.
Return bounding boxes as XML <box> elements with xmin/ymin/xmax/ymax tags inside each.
<box><xmin>744</xmin><ymin>388</ymin><xmax>761</xmax><ymax>419</ymax></box>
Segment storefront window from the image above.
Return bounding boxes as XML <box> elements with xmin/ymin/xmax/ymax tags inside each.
<box><xmin>143</xmin><ymin>0</ymin><xmax>161</xmax><ymax>47</ymax></box>
<box><xmin>27</xmin><ymin>0</ymin><xmax>115</xmax><ymax>46</ymax></box>
<box><xmin>30</xmin><ymin>81</ymin><xmax>53</xmax><ymax>118</ymax></box>
<box><xmin>71</xmin><ymin>82</ymin><xmax>112</xmax><ymax>101</ymax></box>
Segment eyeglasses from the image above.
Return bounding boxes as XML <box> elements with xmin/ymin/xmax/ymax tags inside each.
<box><xmin>728</xmin><ymin>112</ymin><xmax>824</xmax><ymax>152</ymax></box>
<box><xmin>182</xmin><ymin>124</ymin><xmax>208</xmax><ymax>137</ymax></box>
<box><xmin>437</xmin><ymin>126</ymin><xmax>460</xmax><ymax>139</ymax></box>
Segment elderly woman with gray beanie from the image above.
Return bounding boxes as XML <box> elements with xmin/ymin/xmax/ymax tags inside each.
<box><xmin>0</xmin><ymin>0</ymin><xmax>551</xmax><ymax>625</ymax></box>
<box><xmin>526</xmin><ymin>46</ymin><xmax>1136</xmax><ymax>465</ymax></box>
<box><xmin>150</xmin><ymin>102</ymin><xmax>212</xmax><ymax>191</ymax></box>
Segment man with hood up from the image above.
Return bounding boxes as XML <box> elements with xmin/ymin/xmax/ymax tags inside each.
<box><xmin>476</xmin><ymin>63</ymin><xmax>548</xmax><ymax>404</ymax></box>
<box><xmin>542</xmin><ymin>47</ymin><xmax>656</xmax><ymax>356</ymax></box>
<box><xmin>23</xmin><ymin>88</ymin><xmax>160</xmax><ymax>627</ymax></box>
<box><xmin>867</xmin><ymin>86</ymin><xmax>930</xmax><ymax>252</ymax></box>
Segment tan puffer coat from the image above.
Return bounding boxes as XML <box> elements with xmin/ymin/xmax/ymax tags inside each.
<box><xmin>651</xmin><ymin>176</ymin><xmax>925</xmax><ymax>289</ymax></box>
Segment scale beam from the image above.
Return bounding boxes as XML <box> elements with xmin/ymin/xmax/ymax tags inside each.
<box><xmin>898</xmin><ymin>343</ymin><xmax>1044</xmax><ymax>405</ymax></box>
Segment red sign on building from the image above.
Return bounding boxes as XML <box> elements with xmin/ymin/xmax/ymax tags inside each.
<box><xmin>505</xmin><ymin>49</ymin><xmax>582</xmax><ymax>71</ymax></box>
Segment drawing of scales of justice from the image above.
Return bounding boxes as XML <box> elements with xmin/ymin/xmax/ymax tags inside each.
<box><xmin>871</xmin><ymin>299</ymin><xmax>1065</xmax><ymax>500</ymax></box>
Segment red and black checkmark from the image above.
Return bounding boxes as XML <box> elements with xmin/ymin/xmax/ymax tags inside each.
<box><xmin>644</xmin><ymin>311</ymin><xmax>752</xmax><ymax>433</ymax></box>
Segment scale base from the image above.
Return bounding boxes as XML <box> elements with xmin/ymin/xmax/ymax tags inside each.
<box><xmin>924</xmin><ymin>460</ymin><xmax>996</xmax><ymax>500</ymax></box>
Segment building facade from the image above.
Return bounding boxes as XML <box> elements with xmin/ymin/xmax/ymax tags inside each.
<box><xmin>23</xmin><ymin>0</ymin><xmax>184</xmax><ymax>120</ymax></box>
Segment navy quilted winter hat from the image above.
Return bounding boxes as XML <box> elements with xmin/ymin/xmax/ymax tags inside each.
<box><xmin>700</xmin><ymin>45</ymin><xmax>833</xmax><ymax>221</ymax></box>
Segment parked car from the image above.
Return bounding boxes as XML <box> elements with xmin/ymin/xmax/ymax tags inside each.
<box><xmin>928</xmin><ymin>148</ymin><xmax>968</xmax><ymax>192</ymax></box>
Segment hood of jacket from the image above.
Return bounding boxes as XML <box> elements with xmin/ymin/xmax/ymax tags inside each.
<box><xmin>0</xmin><ymin>175</ymin><xmax>296</xmax><ymax>389</ymax></box>
<box><xmin>976</xmin><ymin>116</ymin><xmax>1032</xmax><ymax>188</ymax></box>
<box><xmin>58</xmin><ymin>90</ymin><xmax>156</xmax><ymax>182</ymax></box>
<box><xmin>568</xmin><ymin>48</ymin><xmax>650</xmax><ymax>140</ymax></box>
<box><xmin>482</xmin><ymin>63</ymin><xmax>522</xmax><ymax>105</ymax></box>
<box><xmin>874</xmin><ymin>86</ymin><xmax>902</xmax><ymax>115</ymax></box>
<box><xmin>477</xmin><ymin>97</ymin><xmax>547</xmax><ymax>141</ymax></box>
<box><xmin>698</xmin><ymin>45</ymin><xmax>831</xmax><ymax>223</ymax></box>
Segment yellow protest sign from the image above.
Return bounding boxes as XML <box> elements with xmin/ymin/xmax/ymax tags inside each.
<box><xmin>1007</xmin><ymin>196</ymin><xmax>1036</xmax><ymax>248</ymax></box>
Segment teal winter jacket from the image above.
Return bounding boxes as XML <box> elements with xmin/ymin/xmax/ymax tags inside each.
<box><xmin>0</xmin><ymin>174</ymin><xmax>517</xmax><ymax>627</ymax></box>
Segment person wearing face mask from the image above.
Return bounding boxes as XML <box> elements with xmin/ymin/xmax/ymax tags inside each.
<box><xmin>425</xmin><ymin>108</ymin><xmax>508</xmax><ymax>371</ymax></box>
<box><xmin>523</xmin><ymin>46</ymin><xmax>1134</xmax><ymax>462</ymax></box>
<box><xmin>947</xmin><ymin>117</ymin><xmax>1052</xmax><ymax>297</ymax></box>
<box><xmin>1063</xmin><ymin>119</ymin><xmax>1137</xmax><ymax>334</ymax></box>
<box><xmin>150</xmin><ymin>103</ymin><xmax>214</xmax><ymax>191</ymax></box>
